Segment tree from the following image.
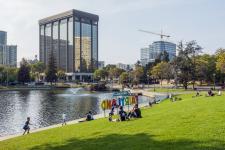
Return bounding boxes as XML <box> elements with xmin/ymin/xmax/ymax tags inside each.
<box><xmin>119</xmin><ymin>72</ymin><xmax>129</xmax><ymax>85</ymax></box>
<box><xmin>45</xmin><ymin>52</ymin><xmax>57</xmax><ymax>85</ymax></box>
<box><xmin>108</xmin><ymin>67</ymin><xmax>124</xmax><ymax>81</ymax></box>
<box><xmin>216</xmin><ymin>49</ymin><xmax>225</xmax><ymax>73</ymax></box>
<box><xmin>195</xmin><ymin>54</ymin><xmax>216</xmax><ymax>84</ymax></box>
<box><xmin>18</xmin><ymin>58</ymin><xmax>31</xmax><ymax>84</ymax></box>
<box><xmin>57</xmin><ymin>69</ymin><xmax>66</xmax><ymax>81</ymax></box>
<box><xmin>93</xmin><ymin>69</ymin><xmax>108</xmax><ymax>81</ymax></box>
<box><xmin>151</xmin><ymin>61</ymin><xmax>172</xmax><ymax>86</ymax></box>
<box><xmin>172</xmin><ymin>41</ymin><xmax>202</xmax><ymax>89</ymax></box>
<box><xmin>30</xmin><ymin>61</ymin><xmax>45</xmax><ymax>81</ymax></box>
<box><xmin>216</xmin><ymin>48</ymin><xmax>225</xmax><ymax>85</ymax></box>
<box><xmin>132</xmin><ymin>63</ymin><xmax>144</xmax><ymax>84</ymax></box>
<box><xmin>156</xmin><ymin>51</ymin><xmax>170</xmax><ymax>62</ymax></box>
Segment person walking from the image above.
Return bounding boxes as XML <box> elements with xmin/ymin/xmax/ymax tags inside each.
<box><xmin>23</xmin><ymin>117</ymin><xmax>32</xmax><ymax>135</ymax></box>
<box><xmin>62</xmin><ymin>113</ymin><xmax>67</xmax><ymax>126</ymax></box>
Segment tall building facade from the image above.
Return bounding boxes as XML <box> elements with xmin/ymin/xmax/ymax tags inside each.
<box><xmin>0</xmin><ymin>31</ymin><xmax>17</xmax><ymax>67</ymax></box>
<box><xmin>140</xmin><ymin>41</ymin><xmax>176</xmax><ymax>66</ymax></box>
<box><xmin>0</xmin><ymin>31</ymin><xmax>7</xmax><ymax>45</ymax></box>
<box><xmin>39</xmin><ymin>9</ymin><xmax>98</xmax><ymax>80</ymax></box>
<box><xmin>152</xmin><ymin>41</ymin><xmax>176</xmax><ymax>60</ymax></box>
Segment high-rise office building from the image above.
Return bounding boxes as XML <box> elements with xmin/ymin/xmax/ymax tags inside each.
<box><xmin>140</xmin><ymin>41</ymin><xmax>176</xmax><ymax>66</ymax></box>
<box><xmin>39</xmin><ymin>9</ymin><xmax>99</xmax><ymax>81</ymax></box>
<box><xmin>152</xmin><ymin>41</ymin><xmax>176</xmax><ymax>60</ymax></box>
<box><xmin>0</xmin><ymin>31</ymin><xmax>7</xmax><ymax>45</ymax></box>
<box><xmin>0</xmin><ymin>31</ymin><xmax>17</xmax><ymax>67</ymax></box>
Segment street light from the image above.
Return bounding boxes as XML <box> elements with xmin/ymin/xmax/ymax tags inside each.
<box><xmin>213</xmin><ymin>73</ymin><xmax>216</xmax><ymax>90</ymax></box>
<box><xmin>153</xmin><ymin>77</ymin><xmax>156</xmax><ymax>92</ymax></box>
<box><xmin>147</xmin><ymin>75</ymin><xmax>150</xmax><ymax>88</ymax></box>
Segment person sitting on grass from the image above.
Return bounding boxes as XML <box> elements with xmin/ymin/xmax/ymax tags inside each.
<box><xmin>109</xmin><ymin>106</ymin><xmax>115</xmax><ymax>122</ymax></box>
<box><xmin>193</xmin><ymin>90</ymin><xmax>200</xmax><ymax>98</ymax></box>
<box><xmin>23</xmin><ymin>117</ymin><xmax>32</xmax><ymax>135</ymax></box>
<box><xmin>128</xmin><ymin>104</ymin><xmax>142</xmax><ymax>118</ymax></box>
<box><xmin>86</xmin><ymin>111</ymin><xmax>94</xmax><ymax>121</ymax></box>
<box><xmin>118</xmin><ymin>106</ymin><xmax>127</xmax><ymax>121</ymax></box>
<box><xmin>208</xmin><ymin>90</ymin><xmax>215</xmax><ymax>96</ymax></box>
<box><xmin>218</xmin><ymin>90</ymin><xmax>222</xmax><ymax>96</ymax></box>
<box><xmin>196</xmin><ymin>90</ymin><xmax>200</xmax><ymax>97</ymax></box>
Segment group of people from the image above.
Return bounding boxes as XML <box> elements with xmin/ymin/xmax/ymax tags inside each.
<box><xmin>193</xmin><ymin>89</ymin><xmax>222</xmax><ymax>97</ymax></box>
<box><xmin>109</xmin><ymin>104</ymin><xmax>142</xmax><ymax>122</ymax></box>
<box><xmin>206</xmin><ymin>89</ymin><xmax>222</xmax><ymax>97</ymax></box>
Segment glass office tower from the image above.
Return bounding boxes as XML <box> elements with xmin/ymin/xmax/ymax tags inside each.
<box><xmin>39</xmin><ymin>9</ymin><xmax>98</xmax><ymax>80</ymax></box>
<box><xmin>151</xmin><ymin>41</ymin><xmax>176</xmax><ymax>60</ymax></box>
<box><xmin>0</xmin><ymin>31</ymin><xmax>7</xmax><ymax>45</ymax></box>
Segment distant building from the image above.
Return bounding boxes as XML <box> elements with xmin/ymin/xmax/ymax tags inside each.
<box><xmin>140</xmin><ymin>41</ymin><xmax>176</xmax><ymax>66</ymax></box>
<box><xmin>0</xmin><ymin>31</ymin><xmax>7</xmax><ymax>45</ymax></box>
<box><xmin>39</xmin><ymin>9</ymin><xmax>99</xmax><ymax>81</ymax></box>
<box><xmin>27</xmin><ymin>55</ymin><xmax>39</xmax><ymax>64</ymax></box>
<box><xmin>116</xmin><ymin>63</ymin><xmax>128</xmax><ymax>70</ymax></box>
<box><xmin>0</xmin><ymin>31</ymin><xmax>17</xmax><ymax>67</ymax></box>
<box><xmin>152</xmin><ymin>41</ymin><xmax>176</xmax><ymax>60</ymax></box>
<box><xmin>98</xmin><ymin>61</ymin><xmax>105</xmax><ymax>69</ymax></box>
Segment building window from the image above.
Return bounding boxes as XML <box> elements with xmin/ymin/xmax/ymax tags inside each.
<box><xmin>92</xmin><ymin>25</ymin><xmax>98</xmax><ymax>71</ymax></box>
<box><xmin>59</xmin><ymin>19</ymin><xmax>67</xmax><ymax>71</ymax></box>
<box><xmin>45</xmin><ymin>23</ymin><xmax>51</xmax><ymax>65</ymax></box>
<box><xmin>68</xmin><ymin>17</ymin><xmax>73</xmax><ymax>72</ymax></box>
<box><xmin>81</xmin><ymin>22</ymin><xmax>91</xmax><ymax>72</ymax></box>
<box><xmin>74</xmin><ymin>20</ymin><xmax>80</xmax><ymax>72</ymax></box>
<box><xmin>52</xmin><ymin>21</ymin><xmax>59</xmax><ymax>66</ymax></box>
<box><xmin>40</xmin><ymin>25</ymin><xmax>45</xmax><ymax>63</ymax></box>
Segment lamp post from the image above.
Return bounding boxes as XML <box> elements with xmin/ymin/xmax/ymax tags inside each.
<box><xmin>6</xmin><ymin>65</ymin><xmax>9</xmax><ymax>87</ymax></box>
<box><xmin>153</xmin><ymin>77</ymin><xmax>156</xmax><ymax>92</ymax></box>
<box><xmin>213</xmin><ymin>73</ymin><xmax>216</xmax><ymax>90</ymax></box>
<box><xmin>147</xmin><ymin>75</ymin><xmax>150</xmax><ymax>88</ymax></box>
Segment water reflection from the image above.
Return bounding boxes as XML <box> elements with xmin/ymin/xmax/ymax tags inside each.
<box><xmin>0</xmin><ymin>89</ymin><xmax>100</xmax><ymax>137</ymax></box>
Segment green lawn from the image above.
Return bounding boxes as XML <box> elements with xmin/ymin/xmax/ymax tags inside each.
<box><xmin>148</xmin><ymin>87</ymin><xmax>194</xmax><ymax>93</ymax></box>
<box><xmin>1</xmin><ymin>93</ymin><xmax>225</xmax><ymax>150</ymax></box>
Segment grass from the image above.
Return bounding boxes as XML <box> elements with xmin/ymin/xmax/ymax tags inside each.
<box><xmin>148</xmin><ymin>87</ymin><xmax>194</xmax><ymax>93</ymax></box>
<box><xmin>1</xmin><ymin>93</ymin><xmax>225</xmax><ymax>150</ymax></box>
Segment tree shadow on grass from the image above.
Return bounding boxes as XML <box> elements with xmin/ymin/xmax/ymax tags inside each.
<box><xmin>28</xmin><ymin>133</ymin><xmax>225</xmax><ymax>150</ymax></box>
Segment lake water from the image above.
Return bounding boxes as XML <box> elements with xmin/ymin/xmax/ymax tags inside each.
<box><xmin>0</xmin><ymin>88</ymin><xmax>153</xmax><ymax>137</ymax></box>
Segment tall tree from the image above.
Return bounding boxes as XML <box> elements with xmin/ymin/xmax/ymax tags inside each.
<box><xmin>172</xmin><ymin>41</ymin><xmax>202</xmax><ymax>89</ymax></box>
<box><xmin>151</xmin><ymin>61</ymin><xmax>172</xmax><ymax>86</ymax></box>
<box><xmin>216</xmin><ymin>48</ymin><xmax>225</xmax><ymax>85</ymax></box>
<box><xmin>45</xmin><ymin>52</ymin><xmax>57</xmax><ymax>85</ymax></box>
<box><xmin>18</xmin><ymin>58</ymin><xmax>31</xmax><ymax>84</ymax></box>
<box><xmin>132</xmin><ymin>63</ymin><xmax>144</xmax><ymax>84</ymax></box>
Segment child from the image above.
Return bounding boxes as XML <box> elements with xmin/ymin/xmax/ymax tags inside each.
<box><xmin>23</xmin><ymin>117</ymin><xmax>32</xmax><ymax>135</ymax></box>
<box><xmin>62</xmin><ymin>113</ymin><xmax>67</xmax><ymax>126</ymax></box>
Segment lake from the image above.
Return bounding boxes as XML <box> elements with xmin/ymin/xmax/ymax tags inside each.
<box><xmin>0</xmin><ymin>88</ymin><xmax>152</xmax><ymax>137</ymax></box>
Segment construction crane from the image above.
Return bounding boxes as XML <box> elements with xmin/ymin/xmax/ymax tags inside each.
<box><xmin>138</xmin><ymin>29</ymin><xmax>170</xmax><ymax>40</ymax></box>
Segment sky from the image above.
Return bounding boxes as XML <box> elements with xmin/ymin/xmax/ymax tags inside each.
<box><xmin>0</xmin><ymin>0</ymin><xmax>225</xmax><ymax>65</ymax></box>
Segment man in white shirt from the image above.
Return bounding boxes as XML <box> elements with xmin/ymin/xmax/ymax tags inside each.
<box><xmin>62</xmin><ymin>113</ymin><xmax>67</xmax><ymax>126</ymax></box>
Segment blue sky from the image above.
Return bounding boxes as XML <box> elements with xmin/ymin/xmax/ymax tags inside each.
<box><xmin>0</xmin><ymin>0</ymin><xmax>225</xmax><ymax>64</ymax></box>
